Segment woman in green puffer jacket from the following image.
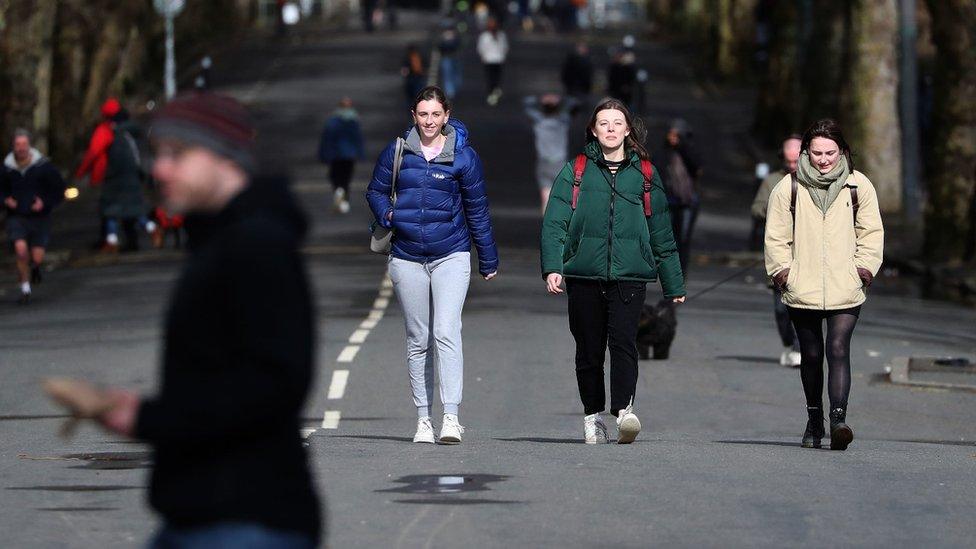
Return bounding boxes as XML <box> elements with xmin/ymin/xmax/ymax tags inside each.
<box><xmin>541</xmin><ymin>98</ymin><xmax>686</xmax><ymax>445</ymax></box>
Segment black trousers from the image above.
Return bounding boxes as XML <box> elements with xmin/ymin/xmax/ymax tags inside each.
<box><xmin>567</xmin><ymin>278</ymin><xmax>646</xmax><ymax>416</ymax></box>
<box><xmin>330</xmin><ymin>159</ymin><xmax>355</xmax><ymax>193</ymax></box>
<box><xmin>484</xmin><ymin>63</ymin><xmax>503</xmax><ymax>93</ymax></box>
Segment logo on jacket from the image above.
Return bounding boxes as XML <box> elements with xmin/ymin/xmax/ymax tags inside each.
<box><xmin>431</xmin><ymin>172</ymin><xmax>447</xmax><ymax>180</ymax></box>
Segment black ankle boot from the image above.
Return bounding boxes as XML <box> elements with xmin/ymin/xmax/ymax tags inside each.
<box><xmin>829</xmin><ymin>407</ymin><xmax>854</xmax><ymax>451</ymax></box>
<box><xmin>801</xmin><ymin>406</ymin><xmax>824</xmax><ymax>448</ymax></box>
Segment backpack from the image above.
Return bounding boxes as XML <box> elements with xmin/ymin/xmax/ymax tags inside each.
<box><xmin>789</xmin><ymin>171</ymin><xmax>859</xmax><ymax>234</ymax></box>
<box><xmin>570</xmin><ymin>153</ymin><xmax>654</xmax><ymax>216</ymax></box>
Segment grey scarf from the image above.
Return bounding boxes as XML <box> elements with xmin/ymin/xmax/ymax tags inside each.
<box><xmin>796</xmin><ymin>150</ymin><xmax>850</xmax><ymax>215</ymax></box>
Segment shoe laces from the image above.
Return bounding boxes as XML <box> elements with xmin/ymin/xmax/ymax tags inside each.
<box><xmin>444</xmin><ymin>414</ymin><xmax>464</xmax><ymax>433</ymax></box>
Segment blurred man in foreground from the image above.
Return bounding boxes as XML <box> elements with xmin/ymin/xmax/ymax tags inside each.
<box><xmin>81</xmin><ymin>92</ymin><xmax>321</xmax><ymax>547</ymax></box>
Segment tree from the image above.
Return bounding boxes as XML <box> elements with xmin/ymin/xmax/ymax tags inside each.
<box><xmin>922</xmin><ymin>0</ymin><xmax>976</xmax><ymax>262</ymax></box>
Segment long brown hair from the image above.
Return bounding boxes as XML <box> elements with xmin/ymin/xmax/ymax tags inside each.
<box><xmin>585</xmin><ymin>98</ymin><xmax>649</xmax><ymax>160</ymax></box>
<box><xmin>800</xmin><ymin>118</ymin><xmax>855</xmax><ymax>173</ymax></box>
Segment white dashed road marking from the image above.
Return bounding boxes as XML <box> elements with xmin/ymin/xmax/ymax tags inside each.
<box><xmin>349</xmin><ymin>329</ymin><xmax>370</xmax><ymax>344</ymax></box>
<box><xmin>327</xmin><ymin>370</ymin><xmax>350</xmax><ymax>400</ymax></box>
<box><xmin>321</xmin><ymin>411</ymin><xmax>342</xmax><ymax>429</ymax></box>
<box><xmin>323</xmin><ymin>272</ymin><xmax>394</xmax><ymax>429</ymax></box>
<box><xmin>337</xmin><ymin>345</ymin><xmax>360</xmax><ymax>363</ymax></box>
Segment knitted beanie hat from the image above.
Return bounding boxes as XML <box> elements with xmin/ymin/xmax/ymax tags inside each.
<box><xmin>151</xmin><ymin>92</ymin><xmax>256</xmax><ymax>172</ymax></box>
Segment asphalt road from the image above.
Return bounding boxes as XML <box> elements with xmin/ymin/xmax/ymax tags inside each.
<box><xmin>1</xmin><ymin>17</ymin><xmax>975</xmax><ymax>549</ymax></box>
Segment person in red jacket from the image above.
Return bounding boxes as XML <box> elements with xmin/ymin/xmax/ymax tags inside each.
<box><xmin>74</xmin><ymin>98</ymin><xmax>121</xmax><ymax>187</ymax></box>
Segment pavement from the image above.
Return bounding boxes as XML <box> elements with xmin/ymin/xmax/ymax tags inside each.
<box><xmin>1</xmin><ymin>15</ymin><xmax>975</xmax><ymax>549</ymax></box>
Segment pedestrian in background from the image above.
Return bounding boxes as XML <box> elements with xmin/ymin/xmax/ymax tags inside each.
<box><xmin>100</xmin><ymin>109</ymin><xmax>156</xmax><ymax>252</ymax></box>
<box><xmin>560</xmin><ymin>41</ymin><xmax>594</xmax><ymax>100</ymax></box>
<box><xmin>524</xmin><ymin>93</ymin><xmax>578</xmax><ymax>214</ymax></box>
<box><xmin>476</xmin><ymin>18</ymin><xmax>508</xmax><ymax>106</ymax></box>
<box><xmin>402</xmin><ymin>44</ymin><xmax>426</xmax><ymax>108</ymax></box>
<box><xmin>658</xmin><ymin>118</ymin><xmax>702</xmax><ymax>274</ymax></box>
<box><xmin>318</xmin><ymin>97</ymin><xmax>365</xmax><ymax>214</ymax></box>
<box><xmin>1</xmin><ymin>129</ymin><xmax>66</xmax><ymax>304</ymax></box>
<box><xmin>75</xmin><ymin>98</ymin><xmax>122</xmax><ymax>249</ymax></box>
<box><xmin>92</xmin><ymin>92</ymin><xmax>322</xmax><ymax>546</ymax></box>
<box><xmin>438</xmin><ymin>22</ymin><xmax>463</xmax><ymax>100</ymax></box>
<box><xmin>751</xmin><ymin>134</ymin><xmax>802</xmax><ymax>367</ymax></box>
<box><xmin>541</xmin><ymin>98</ymin><xmax>685</xmax><ymax>445</ymax></box>
<box><xmin>75</xmin><ymin>98</ymin><xmax>121</xmax><ymax>188</ymax></box>
<box><xmin>765</xmin><ymin>118</ymin><xmax>884</xmax><ymax>451</ymax></box>
<box><xmin>607</xmin><ymin>36</ymin><xmax>638</xmax><ymax>109</ymax></box>
<box><xmin>366</xmin><ymin>86</ymin><xmax>499</xmax><ymax>445</ymax></box>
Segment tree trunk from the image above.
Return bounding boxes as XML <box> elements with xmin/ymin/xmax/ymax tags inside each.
<box><xmin>0</xmin><ymin>0</ymin><xmax>58</xmax><ymax>151</ymax></box>
<box><xmin>848</xmin><ymin>0</ymin><xmax>902</xmax><ymax>212</ymax></box>
<box><xmin>923</xmin><ymin>0</ymin><xmax>976</xmax><ymax>262</ymax></box>
<box><xmin>31</xmin><ymin>0</ymin><xmax>57</xmax><ymax>153</ymax></box>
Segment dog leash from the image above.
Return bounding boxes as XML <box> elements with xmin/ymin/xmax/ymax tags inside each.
<box><xmin>683</xmin><ymin>258</ymin><xmax>765</xmax><ymax>303</ymax></box>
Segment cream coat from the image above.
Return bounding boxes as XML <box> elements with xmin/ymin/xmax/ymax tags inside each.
<box><xmin>765</xmin><ymin>170</ymin><xmax>884</xmax><ymax>310</ymax></box>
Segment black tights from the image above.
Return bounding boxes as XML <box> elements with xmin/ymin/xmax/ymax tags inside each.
<box><xmin>788</xmin><ymin>306</ymin><xmax>861</xmax><ymax>410</ymax></box>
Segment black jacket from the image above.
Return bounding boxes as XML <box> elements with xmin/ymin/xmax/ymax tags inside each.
<box><xmin>1</xmin><ymin>149</ymin><xmax>66</xmax><ymax>217</ymax></box>
<box><xmin>135</xmin><ymin>177</ymin><xmax>320</xmax><ymax>541</ymax></box>
<box><xmin>560</xmin><ymin>51</ymin><xmax>593</xmax><ymax>96</ymax></box>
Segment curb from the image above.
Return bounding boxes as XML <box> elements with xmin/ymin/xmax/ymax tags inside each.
<box><xmin>885</xmin><ymin>356</ymin><xmax>976</xmax><ymax>393</ymax></box>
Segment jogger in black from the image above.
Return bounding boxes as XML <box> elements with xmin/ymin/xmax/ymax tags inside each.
<box><xmin>568</xmin><ymin>279</ymin><xmax>645</xmax><ymax>417</ymax></box>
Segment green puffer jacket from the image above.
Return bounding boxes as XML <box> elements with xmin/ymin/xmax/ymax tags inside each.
<box><xmin>541</xmin><ymin>142</ymin><xmax>686</xmax><ymax>297</ymax></box>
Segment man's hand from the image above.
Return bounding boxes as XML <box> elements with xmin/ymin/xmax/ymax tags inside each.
<box><xmin>97</xmin><ymin>389</ymin><xmax>141</xmax><ymax>438</ymax></box>
<box><xmin>4</xmin><ymin>197</ymin><xmax>17</xmax><ymax>209</ymax></box>
<box><xmin>546</xmin><ymin>273</ymin><xmax>564</xmax><ymax>294</ymax></box>
<box><xmin>31</xmin><ymin>197</ymin><xmax>44</xmax><ymax>212</ymax></box>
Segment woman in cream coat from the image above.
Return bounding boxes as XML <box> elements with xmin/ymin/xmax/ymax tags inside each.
<box><xmin>765</xmin><ymin>119</ymin><xmax>883</xmax><ymax>451</ymax></box>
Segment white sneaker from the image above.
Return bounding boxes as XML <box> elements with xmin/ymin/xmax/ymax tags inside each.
<box><xmin>144</xmin><ymin>220</ymin><xmax>158</xmax><ymax>234</ymax></box>
<box><xmin>439</xmin><ymin>414</ymin><xmax>464</xmax><ymax>444</ymax></box>
<box><xmin>413</xmin><ymin>417</ymin><xmax>435</xmax><ymax>444</ymax></box>
<box><xmin>584</xmin><ymin>413</ymin><xmax>609</xmax><ymax>444</ymax></box>
<box><xmin>787</xmin><ymin>351</ymin><xmax>802</xmax><ymax>368</ymax></box>
<box><xmin>616</xmin><ymin>405</ymin><xmax>641</xmax><ymax>444</ymax></box>
<box><xmin>333</xmin><ymin>188</ymin><xmax>346</xmax><ymax>211</ymax></box>
<box><xmin>338</xmin><ymin>200</ymin><xmax>350</xmax><ymax>214</ymax></box>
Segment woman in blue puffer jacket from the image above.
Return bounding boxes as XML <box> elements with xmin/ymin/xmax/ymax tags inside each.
<box><xmin>367</xmin><ymin>86</ymin><xmax>498</xmax><ymax>445</ymax></box>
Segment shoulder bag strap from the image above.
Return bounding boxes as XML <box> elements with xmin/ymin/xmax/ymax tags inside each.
<box><xmin>391</xmin><ymin>137</ymin><xmax>404</xmax><ymax>203</ymax></box>
<box><xmin>790</xmin><ymin>171</ymin><xmax>798</xmax><ymax>238</ymax></box>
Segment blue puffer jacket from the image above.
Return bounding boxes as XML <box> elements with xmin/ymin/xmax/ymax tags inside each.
<box><xmin>366</xmin><ymin>119</ymin><xmax>498</xmax><ymax>275</ymax></box>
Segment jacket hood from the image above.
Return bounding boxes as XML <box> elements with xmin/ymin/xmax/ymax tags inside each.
<box><xmin>101</xmin><ymin>98</ymin><xmax>122</xmax><ymax>119</ymax></box>
<box><xmin>4</xmin><ymin>148</ymin><xmax>46</xmax><ymax>173</ymax></box>
<box><xmin>402</xmin><ymin>118</ymin><xmax>469</xmax><ymax>163</ymax></box>
<box><xmin>219</xmin><ymin>176</ymin><xmax>308</xmax><ymax>242</ymax></box>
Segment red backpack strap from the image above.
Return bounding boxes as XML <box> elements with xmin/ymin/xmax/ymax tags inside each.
<box><xmin>571</xmin><ymin>154</ymin><xmax>587</xmax><ymax>210</ymax></box>
<box><xmin>640</xmin><ymin>158</ymin><xmax>654</xmax><ymax>216</ymax></box>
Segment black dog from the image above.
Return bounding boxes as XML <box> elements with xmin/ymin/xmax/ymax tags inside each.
<box><xmin>637</xmin><ymin>299</ymin><xmax>677</xmax><ymax>360</ymax></box>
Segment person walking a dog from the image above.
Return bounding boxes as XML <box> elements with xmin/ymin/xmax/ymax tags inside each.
<box><xmin>765</xmin><ymin>118</ymin><xmax>884</xmax><ymax>451</ymax></box>
<box><xmin>541</xmin><ymin>98</ymin><xmax>685</xmax><ymax>445</ymax></box>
